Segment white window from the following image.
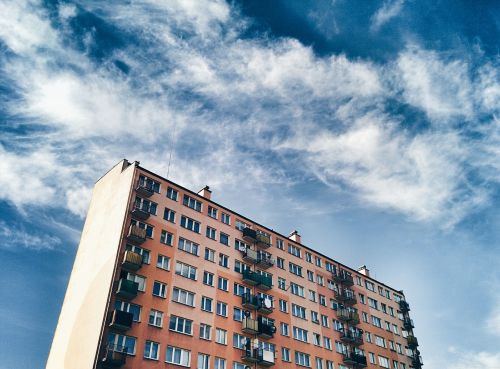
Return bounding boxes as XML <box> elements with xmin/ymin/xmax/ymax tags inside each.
<box><xmin>327</xmin><ymin>360</ymin><xmax>334</xmax><ymax>369</ymax></box>
<box><xmin>324</xmin><ymin>337</ymin><xmax>332</xmax><ymax>350</ymax></box>
<box><xmin>108</xmin><ymin>333</ymin><xmax>136</xmax><ymax>355</ymax></box>
<box><xmin>315</xmin><ymin>357</ymin><xmax>323</xmax><ymax>369</ymax></box>
<box><xmin>148</xmin><ymin>309</ymin><xmax>163</xmax><ymax>327</ymax></box>
<box><xmin>218</xmin><ymin>277</ymin><xmax>228</xmax><ymax>291</ymax></box>
<box><xmin>205</xmin><ymin>248</ymin><xmax>215</xmax><ymax>262</ymax></box>
<box><xmin>307</xmin><ymin>270</ymin><xmax>314</xmax><ymax>281</ymax></box>
<box><xmin>278</xmin><ymin>277</ymin><xmax>286</xmax><ymax>290</ymax></box>
<box><xmin>201</xmin><ymin>296</ymin><xmax>213</xmax><ymax>312</ymax></box>
<box><xmin>288</xmin><ymin>244</ymin><xmax>302</xmax><ymax>258</ymax></box>
<box><xmin>233</xmin><ymin>333</ymin><xmax>246</xmax><ymax>349</ymax></box>
<box><xmin>289</xmin><ymin>262</ymin><xmax>303</xmax><ymax>276</ymax></box>
<box><xmin>313</xmin><ymin>333</ymin><xmax>321</xmax><ymax>346</ymax></box>
<box><xmin>163</xmin><ymin>208</ymin><xmax>175</xmax><ymax>223</ymax></box>
<box><xmin>208</xmin><ymin>206</ymin><xmax>218</xmax><ymax>218</ymax></box>
<box><xmin>375</xmin><ymin>335</ymin><xmax>386</xmax><ymax>348</ymax></box>
<box><xmin>279</xmin><ymin>299</ymin><xmax>288</xmax><ymax>312</ymax></box>
<box><xmin>125</xmin><ymin>244</ymin><xmax>150</xmax><ymax>264</ymax></box>
<box><xmin>144</xmin><ymin>341</ymin><xmax>160</xmax><ymax>360</ymax></box>
<box><xmin>315</xmin><ymin>256</ymin><xmax>322</xmax><ymax>267</ymax></box>
<box><xmin>206</xmin><ymin>226</ymin><xmax>217</xmax><ymax>239</ymax></box>
<box><xmin>156</xmin><ymin>255</ymin><xmax>170</xmax><ymax>270</ymax></box>
<box><xmin>134</xmin><ymin>196</ymin><xmax>158</xmax><ymax>215</ymax></box>
<box><xmin>292</xmin><ymin>304</ymin><xmax>306</xmax><ymax>319</ymax></box>
<box><xmin>172</xmin><ymin>287</ymin><xmax>195</xmax><ymax>307</ymax></box>
<box><xmin>293</xmin><ymin>327</ymin><xmax>308</xmax><ymax>342</ymax></box>
<box><xmin>160</xmin><ymin>229</ymin><xmax>173</xmax><ymax>245</ymax></box>
<box><xmin>309</xmin><ymin>291</ymin><xmax>317</xmax><ymax>303</ymax></box>
<box><xmin>305</xmin><ymin>252</ymin><xmax>313</xmax><ymax>263</ymax></box>
<box><xmin>369</xmin><ymin>353</ymin><xmax>376</xmax><ymax>364</ymax></box>
<box><xmin>216</xmin><ymin>301</ymin><xmax>228</xmax><ymax>317</ymax></box>
<box><xmin>138</xmin><ymin>175</ymin><xmax>160</xmax><ymax>193</ymax></box>
<box><xmin>280</xmin><ymin>322</ymin><xmax>289</xmax><ymax>336</ymax></box>
<box><xmin>175</xmin><ymin>261</ymin><xmax>197</xmax><ymax>280</ymax></box>
<box><xmin>152</xmin><ymin>281</ymin><xmax>166</xmax><ymax>298</ymax></box>
<box><xmin>276</xmin><ymin>239</ymin><xmax>284</xmax><ymax>250</ymax></box>
<box><xmin>166</xmin><ymin>346</ymin><xmax>191</xmax><ymax>367</ymax></box>
<box><xmin>220</xmin><ymin>232</ymin><xmax>229</xmax><ymax>246</ymax></box>
<box><xmin>378</xmin><ymin>356</ymin><xmax>390</xmax><ymax>368</ymax></box>
<box><xmin>197</xmin><ymin>353</ymin><xmax>210</xmax><ymax>369</ymax></box>
<box><xmin>290</xmin><ymin>283</ymin><xmax>304</xmax><ymax>297</ymax></box>
<box><xmin>221</xmin><ymin>212</ymin><xmax>230</xmax><ymax>225</ymax></box>
<box><xmin>203</xmin><ymin>271</ymin><xmax>214</xmax><ymax>286</ymax></box>
<box><xmin>216</xmin><ymin>328</ymin><xmax>227</xmax><ymax>345</ymax></box>
<box><xmin>169</xmin><ymin>315</ymin><xmax>193</xmax><ymax>335</ymax></box>
<box><xmin>219</xmin><ymin>254</ymin><xmax>229</xmax><ymax>268</ymax></box>
<box><xmin>215</xmin><ymin>357</ymin><xmax>226</xmax><ymax>369</ymax></box>
<box><xmin>178</xmin><ymin>237</ymin><xmax>199</xmax><ymax>255</ymax></box>
<box><xmin>321</xmin><ymin>315</ymin><xmax>329</xmax><ymax>327</ymax></box>
<box><xmin>166</xmin><ymin>186</ymin><xmax>178</xmax><ymax>201</ymax></box>
<box><xmin>183</xmin><ymin>194</ymin><xmax>203</xmax><ymax>212</ymax></box>
<box><xmin>180</xmin><ymin>215</ymin><xmax>200</xmax><ymax>233</ymax></box>
<box><xmin>295</xmin><ymin>351</ymin><xmax>310</xmax><ymax>367</ymax></box>
<box><xmin>372</xmin><ymin>315</ymin><xmax>382</xmax><ymax>328</ymax></box>
<box><xmin>200</xmin><ymin>323</ymin><xmax>211</xmax><ymax>340</ymax></box>
<box><xmin>114</xmin><ymin>300</ymin><xmax>141</xmax><ymax>322</ymax></box>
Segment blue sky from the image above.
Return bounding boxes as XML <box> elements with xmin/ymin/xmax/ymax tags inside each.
<box><xmin>0</xmin><ymin>0</ymin><xmax>499</xmax><ymax>368</ymax></box>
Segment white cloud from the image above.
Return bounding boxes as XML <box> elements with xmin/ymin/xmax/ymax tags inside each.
<box><xmin>370</xmin><ymin>0</ymin><xmax>405</xmax><ymax>32</ymax></box>
<box><xmin>444</xmin><ymin>348</ymin><xmax>500</xmax><ymax>369</ymax></box>
<box><xmin>0</xmin><ymin>0</ymin><xmax>498</xmax><ymax>231</ymax></box>
<box><xmin>0</xmin><ymin>220</ymin><xmax>61</xmax><ymax>251</ymax></box>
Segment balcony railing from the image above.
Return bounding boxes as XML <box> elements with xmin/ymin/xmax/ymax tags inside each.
<box><xmin>126</xmin><ymin>225</ymin><xmax>146</xmax><ymax>244</ymax></box>
<box><xmin>131</xmin><ymin>203</ymin><xmax>151</xmax><ymax>220</ymax></box>
<box><xmin>335</xmin><ymin>289</ymin><xmax>357</xmax><ymax>305</ymax></box>
<box><xmin>136</xmin><ymin>179</ymin><xmax>154</xmax><ymax>197</ymax></box>
<box><xmin>407</xmin><ymin>335</ymin><xmax>419</xmax><ymax>349</ymax></box>
<box><xmin>109</xmin><ymin>309</ymin><xmax>134</xmax><ymax>331</ymax></box>
<box><xmin>116</xmin><ymin>279</ymin><xmax>139</xmax><ymax>300</ymax></box>
<box><xmin>242</xmin><ymin>228</ymin><xmax>258</xmax><ymax>243</ymax></box>
<box><xmin>332</xmin><ymin>270</ymin><xmax>354</xmax><ymax>286</ymax></box>
<box><xmin>242</xmin><ymin>269</ymin><xmax>272</xmax><ymax>290</ymax></box>
<box><xmin>412</xmin><ymin>355</ymin><xmax>423</xmax><ymax>369</ymax></box>
<box><xmin>256</xmin><ymin>233</ymin><xmax>271</xmax><ymax>248</ymax></box>
<box><xmin>242</xmin><ymin>317</ymin><xmax>259</xmax><ymax>335</ymax></box>
<box><xmin>242</xmin><ymin>248</ymin><xmax>259</xmax><ymax>263</ymax></box>
<box><xmin>258</xmin><ymin>318</ymin><xmax>276</xmax><ymax>339</ymax></box>
<box><xmin>242</xmin><ymin>293</ymin><xmax>274</xmax><ymax>314</ymax></box>
<box><xmin>122</xmin><ymin>250</ymin><xmax>143</xmax><ymax>271</ymax></box>
<box><xmin>337</xmin><ymin>309</ymin><xmax>360</xmax><ymax>324</ymax></box>
<box><xmin>404</xmin><ymin>318</ymin><xmax>415</xmax><ymax>330</ymax></box>
<box><xmin>242</xmin><ymin>349</ymin><xmax>275</xmax><ymax>367</ymax></box>
<box><xmin>340</xmin><ymin>330</ymin><xmax>364</xmax><ymax>346</ymax></box>
<box><xmin>343</xmin><ymin>352</ymin><xmax>367</xmax><ymax>368</ymax></box>
<box><xmin>399</xmin><ymin>300</ymin><xmax>410</xmax><ymax>313</ymax></box>
<box><xmin>101</xmin><ymin>343</ymin><xmax>127</xmax><ymax>368</ymax></box>
<box><xmin>256</xmin><ymin>252</ymin><xmax>274</xmax><ymax>269</ymax></box>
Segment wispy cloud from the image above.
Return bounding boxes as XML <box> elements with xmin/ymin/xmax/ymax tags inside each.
<box><xmin>370</xmin><ymin>0</ymin><xmax>405</xmax><ymax>32</ymax></box>
<box><xmin>0</xmin><ymin>221</ymin><xmax>61</xmax><ymax>251</ymax></box>
<box><xmin>445</xmin><ymin>348</ymin><xmax>500</xmax><ymax>369</ymax></box>
<box><xmin>0</xmin><ymin>0</ymin><xmax>498</xmax><ymax>231</ymax></box>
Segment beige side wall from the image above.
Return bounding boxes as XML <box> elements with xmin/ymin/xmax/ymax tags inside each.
<box><xmin>46</xmin><ymin>160</ymin><xmax>135</xmax><ymax>369</ymax></box>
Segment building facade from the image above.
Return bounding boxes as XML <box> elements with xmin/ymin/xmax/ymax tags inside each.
<box><xmin>46</xmin><ymin>159</ymin><xmax>423</xmax><ymax>369</ymax></box>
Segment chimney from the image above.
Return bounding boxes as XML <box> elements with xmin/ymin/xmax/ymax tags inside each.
<box><xmin>289</xmin><ymin>230</ymin><xmax>301</xmax><ymax>243</ymax></box>
<box><xmin>198</xmin><ymin>185</ymin><xmax>212</xmax><ymax>200</ymax></box>
<box><xmin>358</xmin><ymin>265</ymin><xmax>370</xmax><ymax>277</ymax></box>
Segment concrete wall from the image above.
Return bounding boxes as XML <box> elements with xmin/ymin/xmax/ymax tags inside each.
<box><xmin>46</xmin><ymin>160</ymin><xmax>135</xmax><ymax>369</ymax></box>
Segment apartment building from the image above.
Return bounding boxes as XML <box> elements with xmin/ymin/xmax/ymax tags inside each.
<box><xmin>46</xmin><ymin>159</ymin><xmax>423</xmax><ymax>369</ymax></box>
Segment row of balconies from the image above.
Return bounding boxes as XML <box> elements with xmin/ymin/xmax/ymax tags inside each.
<box><xmin>101</xmin><ymin>344</ymin><xmax>127</xmax><ymax>368</ymax></box>
<box><xmin>337</xmin><ymin>308</ymin><xmax>360</xmax><ymax>324</ymax></box>
<box><xmin>334</xmin><ymin>289</ymin><xmax>357</xmax><ymax>305</ymax></box>
<box><xmin>242</xmin><ymin>317</ymin><xmax>276</xmax><ymax>339</ymax></box>
<box><xmin>340</xmin><ymin>329</ymin><xmax>364</xmax><ymax>346</ymax></box>
<box><xmin>412</xmin><ymin>352</ymin><xmax>423</xmax><ymax>368</ymax></box>
<box><xmin>332</xmin><ymin>269</ymin><xmax>354</xmax><ymax>286</ymax></box>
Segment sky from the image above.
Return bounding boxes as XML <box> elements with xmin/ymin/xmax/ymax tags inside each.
<box><xmin>0</xmin><ymin>0</ymin><xmax>499</xmax><ymax>368</ymax></box>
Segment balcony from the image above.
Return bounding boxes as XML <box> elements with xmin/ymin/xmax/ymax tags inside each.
<box><xmin>337</xmin><ymin>309</ymin><xmax>360</xmax><ymax>324</ymax></box>
<box><xmin>256</xmin><ymin>253</ymin><xmax>274</xmax><ymax>269</ymax></box>
<box><xmin>335</xmin><ymin>289</ymin><xmax>357</xmax><ymax>305</ymax></box>
<box><xmin>340</xmin><ymin>330</ymin><xmax>363</xmax><ymax>346</ymax></box>
<box><xmin>101</xmin><ymin>344</ymin><xmax>127</xmax><ymax>368</ymax></box>
<box><xmin>116</xmin><ymin>279</ymin><xmax>139</xmax><ymax>300</ymax></box>
<box><xmin>136</xmin><ymin>180</ymin><xmax>154</xmax><ymax>197</ymax></box>
<box><xmin>242</xmin><ymin>270</ymin><xmax>272</xmax><ymax>291</ymax></box>
<box><xmin>242</xmin><ymin>349</ymin><xmax>275</xmax><ymax>367</ymax></box>
<box><xmin>407</xmin><ymin>335</ymin><xmax>419</xmax><ymax>349</ymax></box>
<box><xmin>343</xmin><ymin>352</ymin><xmax>367</xmax><ymax>368</ymax></box>
<box><xmin>242</xmin><ymin>228</ymin><xmax>258</xmax><ymax>243</ymax></box>
<box><xmin>256</xmin><ymin>233</ymin><xmax>271</xmax><ymax>249</ymax></box>
<box><xmin>121</xmin><ymin>250</ymin><xmax>143</xmax><ymax>271</ymax></box>
<box><xmin>242</xmin><ymin>293</ymin><xmax>274</xmax><ymax>314</ymax></box>
<box><xmin>258</xmin><ymin>318</ymin><xmax>276</xmax><ymax>339</ymax></box>
<box><xmin>109</xmin><ymin>309</ymin><xmax>134</xmax><ymax>331</ymax></box>
<box><xmin>399</xmin><ymin>300</ymin><xmax>410</xmax><ymax>313</ymax></box>
<box><xmin>242</xmin><ymin>317</ymin><xmax>259</xmax><ymax>335</ymax></box>
<box><xmin>332</xmin><ymin>270</ymin><xmax>354</xmax><ymax>286</ymax></box>
<box><xmin>412</xmin><ymin>355</ymin><xmax>423</xmax><ymax>369</ymax></box>
<box><xmin>131</xmin><ymin>203</ymin><xmax>150</xmax><ymax>220</ymax></box>
<box><xmin>242</xmin><ymin>248</ymin><xmax>259</xmax><ymax>263</ymax></box>
<box><xmin>404</xmin><ymin>317</ymin><xmax>415</xmax><ymax>331</ymax></box>
<box><xmin>126</xmin><ymin>225</ymin><xmax>146</xmax><ymax>244</ymax></box>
